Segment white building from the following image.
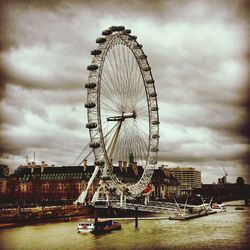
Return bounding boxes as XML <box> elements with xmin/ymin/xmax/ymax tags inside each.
<box><xmin>165</xmin><ymin>167</ymin><xmax>201</xmax><ymax>193</ymax></box>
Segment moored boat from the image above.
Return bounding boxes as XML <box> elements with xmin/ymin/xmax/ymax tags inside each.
<box><xmin>235</xmin><ymin>207</ymin><xmax>245</xmax><ymax>210</ymax></box>
<box><xmin>211</xmin><ymin>203</ymin><xmax>226</xmax><ymax>213</ymax></box>
<box><xmin>91</xmin><ymin>219</ymin><xmax>121</xmax><ymax>234</ymax></box>
<box><xmin>77</xmin><ymin>218</ymin><xmax>121</xmax><ymax>234</ymax></box>
<box><xmin>169</xmin><ymin>209</ymin><xmax>216</xmax><ymax>220</ymax></box>
<box><xmin>77</xmin><ymin>219</ymin><xmax>95</xmax><ymax>233</ymax></box>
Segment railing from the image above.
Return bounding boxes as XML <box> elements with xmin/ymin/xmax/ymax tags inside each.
<box><xmin>110</xmin><ymin>201</ymin><xmax>178</xmax><ymax>214</ymax></box>
<box><xmin>109</xmin><ymin>200</ymin><xmax>211</xmax><ymax>214</ymax></box>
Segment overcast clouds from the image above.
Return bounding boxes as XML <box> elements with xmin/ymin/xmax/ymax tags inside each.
<box><xmin>0</xmin><ymin>0</ymin><xmax>249</xmax><ymax>183</ymax></box>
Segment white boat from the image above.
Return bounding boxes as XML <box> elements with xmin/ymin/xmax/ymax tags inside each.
<box><xmin>77</xmin><ymin>219</ymin><xmax>95</xmax><ymax>233</ymax></box>
<box><xmin>211</xmin><ymin>203</ymin><xmax>226</xmax><ymax>212</ymax></box>
<box><xmin>77</xmin><ymin>218</ymin><xmax>122</xmax><ymax>234</ymax></box>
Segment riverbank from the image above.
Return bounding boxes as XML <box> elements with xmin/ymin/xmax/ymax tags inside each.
<box><xmin>1</xmin><ymin>199</ymin><xmax>248</xmax><ymax>228</ymax></box>
<box><xmin>0</xmin><ymin>205</ymin><xmax>94</xmax><ymax>225</ymax></box>
<box><xmin>224</xmin><ymin>200</ymin><xmax>247</xmax><ymax>206</ymax></box>
<box><xmin>0</xmin><ymin>205</ymin><xmax>152</xmax><ymax>228</ymax></box>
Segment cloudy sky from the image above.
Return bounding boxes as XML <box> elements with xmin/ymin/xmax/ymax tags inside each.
<box><xmin>0</xmin><ymin>0</ymin><xmax>249</xmax><ymax>184</ymax></box>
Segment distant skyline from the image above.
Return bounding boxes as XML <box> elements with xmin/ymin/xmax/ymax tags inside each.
<box><xmin>0</xmin><ymin>0</ymin><xmax>249</xmax><ymax>184</ymax></box>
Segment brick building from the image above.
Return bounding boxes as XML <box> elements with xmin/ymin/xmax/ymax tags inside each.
<box><xmin>0</xmin><ymin>165</ymin><xmax>9</xmax><ymax>196</ymax></box>
<box><xmin>0</xmin><ymin>162</ymin><xmax>180</xmax><ymax>206</ymax></box>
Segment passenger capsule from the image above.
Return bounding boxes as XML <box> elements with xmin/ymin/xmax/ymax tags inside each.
<box><xmin>86</xmin><ymin>122</ymin><xmax>97</xmax><ymax>129</ymax></box>
<box><xmin>89</xmin><ymin>142</ymin><xmax>100</xmax><ymax>149</ymax></box>
<box><xmin>146</xmin><ymin>79</ymin><xmax>154</xmax><ymax>84</ymax></box>
<box><xmin>149</xmin><ymin>93</ymin><xmax>157</xmax><ymax>98</ymax></box>
<box><xmin>87</xmin><ymin>64</ymin><xmax>98</xmax><ymax>71</ymax></box>
<box><xmin>152</xmin><ymin>120</ymin><xmax>160</xmax><ymax>125</ymax></box>
<box><xmin>124</xmin><ymin>29</ymin><xmax>131</xmax><ymax>34</ymax></box>
<box><xmin>91</xmin><ymin>49</ymin><xmax>102</xmax><ymax>56</ymax></box>
<box><xmin>128</xmin><ymin>35</ymin><xmax>137</xmax><ymax>40</ymax></box>
<box><xmin>109</xmin><ymin>26</ymin><xmax>119</xmax><ymax>31</ymax></box>
<box><xmin>84</xmin><ymin>102</ymin><xmax>96</xmax><ymax>109</ymax></box>
<box><xmin>85</xmin><ymin>82</ymin><xmax>97</xmax><ymax>89</ymax></box>
<box><xmin>151</xmin><ymin>106</ymin><xmax>159</xmax><ymax>111</ymax></box>
<box><xmin>143</xmin><ymin>66</ymin><xmax>151</xmax><ymax>71</ymax></box>
<box><xmin>151</xmin><ymin>147</ymin><xmax>159</xmax><ymax>152</ymax></box>
<box><xmin>152</xmin><ymin>134</ymin><xmax>160</xmax><ymax>139</ymax></box>
<box><xmin>117</xmin><ymin>26</ymin><xmax>125</xmax><ymax>31</ymax></box>
<box><xmin>134</xmin><ymin>44</ymin><xmax>143</xmax><ymax>49</ymax></box>
<box><xmin>96</xmin><ymin>37</ymin><xmax>107</xmax><ymax>44</ymax></box>
<box><xmin>138</xmin><ymin>55</ymin><xmax>147</xmax><ymax>60</ymax></box>
<box><xmin>102</xmin><ymin>29</ymin><xmax>112</xmax><ymax>36</ymax></box>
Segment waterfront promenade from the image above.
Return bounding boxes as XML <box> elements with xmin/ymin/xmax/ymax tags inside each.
<box><xmin>0</xmin><ymin>205</ymin><xmax>94</xmax><ymax>225</ymax></box>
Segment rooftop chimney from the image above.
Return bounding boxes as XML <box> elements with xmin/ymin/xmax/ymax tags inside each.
<box><xmin>118</xmin><ymin>161</ymin><xmax>123</xmax><ymax>172</ymax></box>
<box><xmin>31</xmin><ymin>161</ymin><xmax>36</xmax><ymax>173</ymax></box>
<box><xmin>132</xmin><ymin>162</ymin><xmax>138</xmax><ymax>176</ymax></box>
<box><xmin>41</xmin><ymin>161</ymin><xmax>46</xmax><ymax>173</ymax></box>
<box><xmin>123</xmin><ymin>161</ymin><xmax>127</xmax><ymax>173</ymax></box>
<box><xmin>83</xmin><ymin>159</ymin><xmax>87</xmax><ymax>171</ymax></box>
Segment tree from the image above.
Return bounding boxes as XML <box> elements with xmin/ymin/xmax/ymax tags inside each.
<box><xmin>236</xmin><ymin>177</ymin><xmax>244</xmax><ymax>186</ymax></box>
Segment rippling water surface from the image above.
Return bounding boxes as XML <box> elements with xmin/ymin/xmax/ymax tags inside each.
<box><xmin>0</xmin><ymin>206</ymin><xmax>249</xmax><ymax>250</ymax></box>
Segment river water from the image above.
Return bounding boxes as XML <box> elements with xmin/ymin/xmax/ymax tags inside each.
<box><xmin>0</xmin><ymin>205</ymin><xmax>249</xmax><ymax>250</ymax></box>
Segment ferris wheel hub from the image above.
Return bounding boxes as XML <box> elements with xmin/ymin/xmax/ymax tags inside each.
<box><xmin>107</xmin><ymin>111</ymin><xmax>136</xmax><ymax>121</ymax></box>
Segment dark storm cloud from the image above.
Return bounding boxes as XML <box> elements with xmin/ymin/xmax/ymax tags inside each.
<box><xmin>0</xmin><ymin>3</ymin><xmax>18</xmax><ymax>53</ymax></box>
<box><xmin>0</xmin><ymin>93</ymin><xmax>89</xmax><ymax>160</ymax></box>
<box><xmin>1</xmin><ymin>86</ymin><xmax>85</xmax><ymax>129</ymax></box>
<box><xmin>1</xmin><ymin>0</ymin><xmax>247</xmax><ymax>92</ymax></box>
<box><xmin>0</xmin><ymin>124</ymin><xmax>88</xmax><ymax>163</ymax></box>
<box><xmin>0</xmin><ymin>0</ymin><xmax>92</xmax><ymax>95</ymax></box>
<box><xmin>160</xmin><ymin>102</ymin><xmax>247</xmax><ymax>140</ymax></box>
<box><xmin>0</xmin><ymin>136</ymin><xmax>22</xmax><ymax>157</ymax></box>
<box><xmin>0</xmin><ymin>68</ymin><xmax>7</xmax><ymax>101</ymax></box>
<box><xmin>0</xmin><ymin>84</ymin><xmax>86</xmax><ymax>160</ymax></box>
<box><xmin>151</xmin><ymin>0</ymin><xmax>249</xmax><ymax>169</ymax></box>
<box><xmin>0</xmin><ymin>0</ymin><xmax>169</xmax><ymax>13</ymax></box>
<box><xmin>159</xmin><ymin>148</ymin><xmax>248</xmax><ymax>164</ymax></box>
<box><xmin>0</xmin><ymin>102</ymin><xmax>26</xmax><ymax>128</ymax></box>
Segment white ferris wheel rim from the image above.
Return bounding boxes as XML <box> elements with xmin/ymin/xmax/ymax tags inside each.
<box><xmin>85</xmin><ymin>26</ymin><xmax>159</xmax><ymax>195</ymax></box>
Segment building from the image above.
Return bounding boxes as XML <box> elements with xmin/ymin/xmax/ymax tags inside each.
<box><xmin>0</xmin><ymin>177</ymin><xmax>8</xmax><ymax>195</ymax></box>
<box><xmin>0</xmin><ymin>165</ymin><xmax>9</xmax><ymax>177</ymax></box>
<box><xmin>151</xmin><ymin>167</ymin><xmax>180</xmax><ymax>200</ymax></box>
<box><xmin>0</xmin><ymin>161</ymin><xmax>143</xmax><ymax>205</ymax></box>
<box><xmin>0</xmin><ymin>165</ymin><xmax>9</xmax><ymax>195</ymax></box>
<box><xmin>0</xmin><ymin>161</ymin><xmax>181</xmax><ymax>206</ymax></box>
<box><xmin>11</xmin><ymin>162</ymin><xmax>97</xmax><ymax>204</ymax></box>
<box><xmin>165</xmin><ymin>166</ymin><xmax>201</xmax><ymax>194</ymax></box>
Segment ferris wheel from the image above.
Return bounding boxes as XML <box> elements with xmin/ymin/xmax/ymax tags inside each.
<box><xmin>84</xmin><ymin>26</ymin><xmax>159</xmax><ymax>198</ymax></box>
